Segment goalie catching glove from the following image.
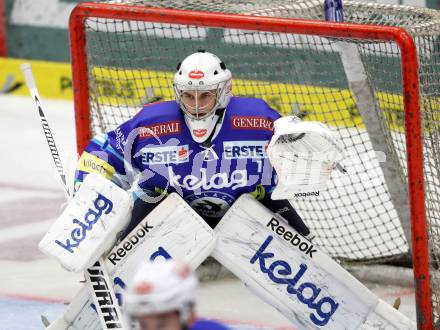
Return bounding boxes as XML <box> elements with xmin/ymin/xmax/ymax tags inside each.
<box><xmin>267</xmin><ymin>116</ymin><xmax>345</xmax><ymax>199</ymax></box>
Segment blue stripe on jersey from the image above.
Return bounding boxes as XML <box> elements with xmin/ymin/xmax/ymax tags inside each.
<box><xmin>91</xmin><ymin>135</ymin><xmax>124</xmax><ymax>162</ymax></box>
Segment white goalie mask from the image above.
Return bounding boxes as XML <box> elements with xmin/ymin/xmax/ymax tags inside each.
<box><xmin>173</xmin><ymin>51</ymin><xmax>232</xmax><ymax>143</ymax></box>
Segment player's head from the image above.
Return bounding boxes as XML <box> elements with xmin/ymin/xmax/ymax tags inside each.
<box><xmin>173</xmin><ymin>51</ymin><xmax>232</xmax><ymax>143</ymax></box>
<box><xmin>124</xmin><ymin>260</ymin><xmax>198</xmax><ymax>330</ymax></box>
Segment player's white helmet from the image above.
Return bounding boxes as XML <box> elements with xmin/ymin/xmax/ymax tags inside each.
<box><xmin>173</xmin><ymin>51</ymin><xmax>232</xmax><ymax>143</ymax></box>
<box><xmin>124</xmin><ymin>260</ymin><xmax>197</xmax><ymax>324</ymax></box>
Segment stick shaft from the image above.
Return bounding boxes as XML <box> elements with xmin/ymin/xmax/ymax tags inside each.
<box><xmin>20</xmin><ymin>63</ymin><xmax>70</xmax><ymax>198</ymax></box>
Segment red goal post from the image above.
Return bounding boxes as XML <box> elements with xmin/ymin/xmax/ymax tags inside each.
<box><xmin>69</xmin><ymin>2</ymin><xmax>433</xmax><ymax>328</ymax></box>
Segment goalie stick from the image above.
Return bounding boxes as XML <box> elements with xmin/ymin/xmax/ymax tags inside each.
<box><xmin>20</xmin><ymin>63</ymin><xmax>127</xmax><ymax>329</ymax></box>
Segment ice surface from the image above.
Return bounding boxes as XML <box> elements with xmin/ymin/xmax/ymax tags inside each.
<box><xmin>0</xmin><ymin>95</ymin><xmax>416</xmax><ymax>329</ymax></box>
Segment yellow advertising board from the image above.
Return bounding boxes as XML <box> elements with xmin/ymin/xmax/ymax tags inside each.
<box><xmin>1</xmin><ymin>57</ymin><xmax>425</xmax><ymax>132</ymax></box>
<box><xmin>0</xmin><ymin>57</ymin><xmax>72</xmax><ymax>99</ymax></box>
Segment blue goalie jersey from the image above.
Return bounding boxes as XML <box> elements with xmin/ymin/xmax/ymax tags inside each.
<box><xmin>75</xmin><ymin>96</ymin><xmax>281</xmax><ymax>226</ymax></box>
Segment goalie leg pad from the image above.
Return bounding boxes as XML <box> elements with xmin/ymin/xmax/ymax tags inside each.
<box><xmin>212</xmin><ymin>194</ymin><xmax>415</xmax><ymax>330</ymax></box>
<box><xmin>48</xmin><ymin>192</ymin><xmax>216</xmax><ymax>329</ymax></box>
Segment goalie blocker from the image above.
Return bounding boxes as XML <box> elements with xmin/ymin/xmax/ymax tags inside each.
<box><xmin>39</xmin><ymin>173</ymin><xmax>133</xmax><ymax>272</ymax></box>
<box><xmin>213</xmin><ymin>194</ymin><xmax>416</xmax><ymax>330</ymax></box>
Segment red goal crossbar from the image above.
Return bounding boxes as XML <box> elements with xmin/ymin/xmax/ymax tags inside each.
<box><xmin>69</xmin><ymin>3</ymin><xmax>432</xmax><ymax>328</ymax></box>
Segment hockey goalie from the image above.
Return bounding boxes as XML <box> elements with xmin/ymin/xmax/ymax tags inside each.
<box><xmin>38</xmin><ymin>51</ymin><xmax>416</xmax><ymax>329</ymax></box>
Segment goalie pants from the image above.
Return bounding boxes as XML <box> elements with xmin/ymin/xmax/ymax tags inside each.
<box><xmin>123</xmin><ymin>193</ymin><xmax>310</xmax><ymax>239</ymax></box>
<box><xmin>260</xmin><ymin>194</ymin><xmax>310</xmax><ymax>237</ymax></box>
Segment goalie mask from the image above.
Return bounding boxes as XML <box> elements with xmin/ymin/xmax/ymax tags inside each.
<box><xmin>173</xmin><ymin>51</ymin><xmax>232</xmax><ymax>143</ymax></box>
<box><xmin>124</xmin><ymin>260</ymin><xmax>197</xmax><ymax>326</ymax></box>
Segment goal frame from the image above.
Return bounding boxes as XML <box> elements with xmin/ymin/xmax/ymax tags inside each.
<box><xmin>69</xmin><ymin>2</ymin><xmax>432</xmax><ymax>328</ymax></box>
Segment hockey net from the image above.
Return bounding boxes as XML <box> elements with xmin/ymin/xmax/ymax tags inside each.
<box><xmin>70</xmin><ymin>1</ymin><xmax>440</xmax><ymax>327</ymax></box>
